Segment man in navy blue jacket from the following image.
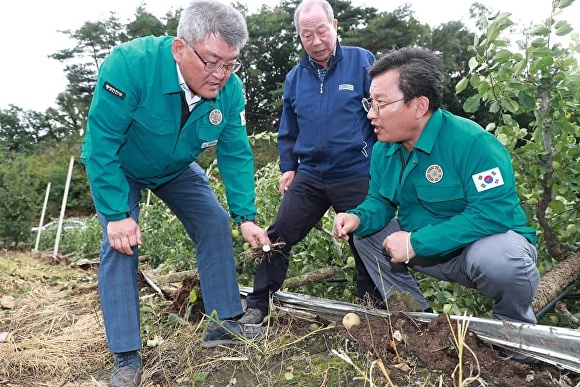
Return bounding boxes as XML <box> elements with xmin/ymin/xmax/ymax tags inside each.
<box><xmin>241</xmin><ymin>0</ymin><xmax>384</xmax><ymax>325</ymax></box>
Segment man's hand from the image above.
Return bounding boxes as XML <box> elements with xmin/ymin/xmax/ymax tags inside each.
<box><xmin>383</xmin><ymin>231</ymin><xmax>414</xmax><ymax>264</ymax></box>
<box><xmin>279</xmin><ymin>171</ymin><xmax>295</xmax><ymax>195</ymax></box>
<box><xmin>107</xmin><ymin>217</ymin><xmax>142</xmax><ymax>255</ymax></box>
<box><xmin>332</xmin><ymin>213</ymin><xmax>361</xmax><ymax>241</ymax></box>
<box><xmin>240</xmin><ymin>221</ymin><xmax>271</xmax><ymax>248</ymax></box>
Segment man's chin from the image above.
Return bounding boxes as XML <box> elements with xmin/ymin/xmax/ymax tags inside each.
<box><xmin>197</xmin><ymin>90</ymin><xmax>219</xmax><ymax>99</ymax></box>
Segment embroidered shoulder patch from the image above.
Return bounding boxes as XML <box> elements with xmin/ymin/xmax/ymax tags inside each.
<box><xmin>471</xmin><ymin>167</ymin><xmax>504</xmax><ymax>192</ymax></box>
<box><xmin>103</xmin><ymin>82</ymin><xmax>126</xmax><ymax>99</ymax></box>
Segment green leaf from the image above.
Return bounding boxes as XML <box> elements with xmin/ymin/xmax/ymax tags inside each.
<box><xmin>530</xmin><ymin>26</ymin><xmax>551</xmax><ymax>36</ymax></box>
<box><xmin>189</xmin><ymin>289</ymin><xmax>197</xmax><ymax>303</ymax></box>
<box><xmin>530</xmin><ymin>56</ymin><xmax>554</xmax><ymax>73</ymax></box>
<box><xmin>455</xmin><ymin>77</ymin><xmax>468</xmax><ymax>94</ymax></box>
<box><xmin>463</xmin><ymin>94</ymin><xmax>482</xmax><ymax>113</ymax></box>
<box><xmin>469</xmin><ymin>74</ymin><xmax>480</xmax><ymax>89</ymax></box>
<box><xmin>555</xmin><ymin>21</ymin><xmax>573</xmax><ymax>36</ymax></box>
<box><xmin>477</xmin><ymin>80</ymin><xmax>489</xmax><ymax>94</ymax></box>
<box><xmin>517</xmin><ymin>92</ymin><xmax>536</xmax><ymax>110</ymax></box>
<box><xmin>468</xmin><ymin>56</ymin><xmax>478</xmax><ymax>71</ymax></box>
<box><xmin>195</xmin><ymin>372</ymin><xmax>209</xmax><ymax>382</ymax></box>
<box><xmin>550</xmin><ymin>199</ymin><xmax>565</xmax><ymax>214</ymax></box>
<box><xmin>557</xmin><ymin>0</ymin><xmax>575</xmax><ymax>9</ymax></box>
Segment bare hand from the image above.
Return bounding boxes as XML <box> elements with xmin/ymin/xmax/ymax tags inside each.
<box><xmin>383</xmin><ymin>231</ymin><xmax>414</xmax><ymax>264</ymax></box>
<box><xmin>240</xmin><ymin>221</ymin><xmax>271</xmax><ymax>248</ymax></box>
<box><xmin>107</xmin><ymin>217</ymin><xmax>142</xmax><ymax>255</ymax></box>
<box><xmin>279</xmin><ymin>171</ymin><xmax>295</xmax><ymax>196</ymax></box>
<box><xmin>332</xmin><ymin>213</ymin><xmax>360</xmax><ymax>241</ymax></box>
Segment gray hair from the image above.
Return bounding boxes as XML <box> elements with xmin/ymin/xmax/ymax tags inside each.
<box><xmin>369</xmin><ymin>47</ymin><xmax>444</xmax><ymax>112</ymax></box>
<box><xmin>177</xmin><ymin>0</ymin><xmax>248</xmax><ymax>50</ymax></box>
<box><xmin>293</xmin><ymin>0</ymin><xmax>334</xmax><ymax>30</ymax></box>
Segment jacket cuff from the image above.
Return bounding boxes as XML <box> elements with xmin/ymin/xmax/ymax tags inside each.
<box><xmin>105</xmin><ymin>212</ymin><xmax>131</xmax><ymax>222</ymax></box>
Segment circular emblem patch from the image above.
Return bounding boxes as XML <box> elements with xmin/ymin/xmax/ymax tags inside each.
<box><xmin>425</xmin><ymin>165</ymin><xmax>443</xmax><ymax>183</ymax></box>
<box><xmin>209</xmin><ymin>109</ymin><xmax>223</xmax><ymax>125</ymax></box>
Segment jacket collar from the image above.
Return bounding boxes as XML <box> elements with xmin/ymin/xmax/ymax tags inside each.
<box><xmin>299</xmin><ymin>39</ymin><xmax>343</xmax><ymax>68</ymax></box>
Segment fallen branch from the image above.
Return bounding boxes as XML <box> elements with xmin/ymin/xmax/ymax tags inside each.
<box><xmin>532</xmin><ymin>252</ymin><xmax>580</xmax><ymax>313</ymax></box>
<box><xmin>140</xmin><ymin>270</ymin><xmax>170</xmax><ymax>299</ymax></box>
<box><xmin>283</xmin><ymin>266</ymin><xmax>342</xmax><ymax>290</ymax></box>
<box><xmin>150</xmin><ymin>269</ymin><xmax>199</xmax><ymax>284</ymax></box>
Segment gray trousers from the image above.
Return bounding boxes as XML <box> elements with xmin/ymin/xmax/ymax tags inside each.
<box><xmin>354</xmin><ymin>218</ymin><xmax>539</xmax><ymax>323</ymax></box>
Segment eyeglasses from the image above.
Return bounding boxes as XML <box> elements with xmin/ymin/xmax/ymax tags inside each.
<box><xmin>361</xmin><ymin>97</ymin><xmax>404</xmax><ymax>113</ymax></box>
<box><xmin>190</xmin><ymin>45</ymin><xmax>242</xmax><ymax>74</ymax></box>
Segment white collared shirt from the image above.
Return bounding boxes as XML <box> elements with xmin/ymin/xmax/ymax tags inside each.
<box><xmin>176</xmin><ymin>63</ymin><xmax>201</xmax><ymax>111</ymax></box>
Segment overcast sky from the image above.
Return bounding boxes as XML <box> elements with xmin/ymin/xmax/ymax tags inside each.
<box><xmin>0</xmin><ymin>0</ymin><xmax>578</xmax><ymax>112</ymax></box>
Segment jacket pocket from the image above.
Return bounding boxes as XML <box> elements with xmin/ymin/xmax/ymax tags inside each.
<box><xmin>198</xmin><ymin>123</ymin><xmax>224</xmax><ymax>143</ymax></box>
<box><xmin>120</xmin><ymin>118</ymin><xmax>176</xmax><ymax>178</ymax></box>
<box><xmin>416</xmin><ymin>185</ymin><xmax>467</xmax><ymax>217</ymax></box>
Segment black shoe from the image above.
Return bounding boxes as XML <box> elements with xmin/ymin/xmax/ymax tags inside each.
<box><xmin>110</xmin><ymin>351</ymin><xmax>142</xmax><ymax>387</ymax></box>
<box><xmin>238</xmin><ymin>307</ymin><xmax>267</xmax><ymax>326</ymax></box>
<box><xmin>202</xmin><ymin>319</ymin><xmax>264</xmax><ymax>348</ymax></box>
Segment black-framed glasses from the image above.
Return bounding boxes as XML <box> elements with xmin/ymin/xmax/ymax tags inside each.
<box><xmin>361</xmin><ymin>97</ymin><xmax>404</xmax><ymax>113</ymax></box>
<box><xmin>191</xmin><ymin>46</ymin><xmax>242</xmax><ymax>74</ymax></box>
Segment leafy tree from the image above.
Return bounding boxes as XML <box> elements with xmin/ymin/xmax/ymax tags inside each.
<box><xmin>428</xmin><ymin>21</ymin><xmax>479</xmax><ymax>118</ymax></box>
<box><xmin>0</xmin><ymin>106</ymin><xmax>39</xmax><ymax>152</ymax></box>
<box><xmin>342</xmin><ymin>5</ymin><xmax>422</xmax><ymax>56</ymax></box>
<box><xmin>0</xmin><ymin>157</ymin><xmax>38</xmax><ymax>248</ymax></box>
<box><xmin>126</xmin><ymin>4</ymin><xmax>167</xmax><ymax>39</ymax></box>
<box><xmin>240</xmin><ymin>5</ymin><xmax>296</xmax><ymax>132</ymax></box>
<box><xmin>456</xmin><ymin>0</ymin><xmax>579</xmax><ymax>320</ymax></box>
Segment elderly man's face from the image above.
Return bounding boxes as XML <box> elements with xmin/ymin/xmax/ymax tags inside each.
<box><xmin>297</xmin><ymin>5</ymin><xmax>337</xmax><ymax>67</ymax></box>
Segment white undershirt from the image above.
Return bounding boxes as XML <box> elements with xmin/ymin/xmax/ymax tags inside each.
<box><xmin>176</xmin><ymin>63</ymin><xmax>201</xmax><ymax>111</ymax></box>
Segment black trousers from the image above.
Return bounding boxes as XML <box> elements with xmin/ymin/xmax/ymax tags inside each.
<box><xmin>245</xmin><ymin>172</ymin><xmax>384</xmax><ymax>313</ymax></box>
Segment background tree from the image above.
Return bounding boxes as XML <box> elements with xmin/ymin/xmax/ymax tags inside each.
<box><xmin>0</xmin><ymin>106</ymin><xmax>39</xmax><ymax>153</ymax></box>
<box><xmin>457</xmin><ymin>0</ymin><xmax>579</xmax><ymax>319</ymax></box>
<box><xmin>342</xmin><ymin>5</ymin><xmax>422</xmax><ymax>56</ymax></box>
<box><xmin>239</xmin><ymin>4</ymin><xmax>296</xmax><ymax>133</ymax></box>
<box><xmin>0</xmin><ymin>157</ymin><xmax>38</xmax><ymax>248</ymax></box>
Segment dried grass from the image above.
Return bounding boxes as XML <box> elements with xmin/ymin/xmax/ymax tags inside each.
<box><xmin>0</xmin><ymin>256</ymin><xmax>108</xmax><ymax>386</ymax></box>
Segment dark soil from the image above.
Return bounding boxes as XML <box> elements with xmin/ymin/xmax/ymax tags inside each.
<box><xmin>343</xmin><ymin>314</ymin><xmax>575</xmax><ymax>386</ymax></box>
<box><xmin>164</xmin><ymin>277</ymin><xmax>579</xmax><ymax>387</ymax></box>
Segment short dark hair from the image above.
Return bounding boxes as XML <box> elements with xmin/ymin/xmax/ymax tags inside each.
<box><xmin>369</xmin><ymin>47</ymin><xmax>444</xmax><ymax>112</ymax></box>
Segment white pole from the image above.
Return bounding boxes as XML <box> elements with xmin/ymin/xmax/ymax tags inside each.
<box><xmin>33</xmin><ymin>182</ymin><xmax>51</xmax><ymax>252</ymax></box>
<box><xmin>53</xmin><ymin>157</ymin><xmax>75</xmax><ymax>258</ymax></box>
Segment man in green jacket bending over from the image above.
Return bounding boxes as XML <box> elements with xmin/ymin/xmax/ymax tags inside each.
<box><xmin>81</xmin><ymin>1</ymin><xmax>269</xmax><ymax>385</ymax></box>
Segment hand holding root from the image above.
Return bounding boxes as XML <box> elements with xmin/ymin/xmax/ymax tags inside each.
<box><xmin>243</xmin><ymin>241</ymin><xmax>286</xmax><ymax>263</ymax></box>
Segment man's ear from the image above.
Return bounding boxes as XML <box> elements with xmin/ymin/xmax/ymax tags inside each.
<box><xmin>415</xmin><ymin>96</ymin><xmax>430</xmax><ymax>119</ymax></box>
<box><xmin>172</xmin><ymin>38</ymin><xmax>186</xmax><ymax>63</ymax></box>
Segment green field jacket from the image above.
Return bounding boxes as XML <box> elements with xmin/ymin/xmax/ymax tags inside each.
<box><xmin>81</xmin><ymin>36</ymin><xmax>256</xmax><ymax>222</ymax></box>
<box><xmin>348</xmin><ymin>109</ymin><xmax>536</xmax><ymax>260</ymax></box>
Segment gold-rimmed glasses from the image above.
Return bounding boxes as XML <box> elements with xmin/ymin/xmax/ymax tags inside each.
<box><xmin>190</xmin><ymin>45</ymin><xmax>242</xmax><ymax>74</ymax></box>
<box><xmin>361</xmin><ymin>97</ymin><xmax>404</xmax><ymax>113</ymax></box>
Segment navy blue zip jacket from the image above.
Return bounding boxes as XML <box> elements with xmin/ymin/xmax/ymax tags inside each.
<box><xmin>278</xmin><ymin>41</ymin><xmax>376</xmax><ymax>182</ymax></box>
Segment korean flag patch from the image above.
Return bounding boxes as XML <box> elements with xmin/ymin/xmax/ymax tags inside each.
<box><xmin>472</xmin><ymin>167</ymin><xmax>504</xmax><ymax>192</ymax></box>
